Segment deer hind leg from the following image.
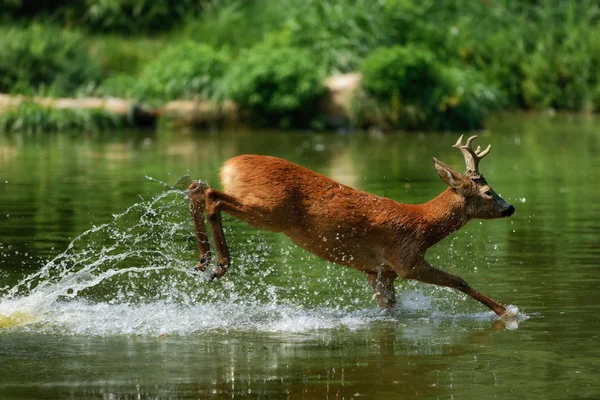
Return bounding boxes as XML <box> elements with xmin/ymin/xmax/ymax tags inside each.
<box><xmin>367</xmin><ymin>270</ymin><xmax>397</xmax><ymax>309</ymax></box>
<box><xmin>192</xmin><ymin>182</ymin><xmax>287</xmax><ymax>280</ymax></box>
<box><xmin>188</xmin><ymin>181</ymin><xmax>211</xmax><ymax>272</ymax></box>
<box><xmin>405</xmin><ymin>262</ymin><xmax>506</xmax><ymax>316</ymax></box>
<box><xmin>189</xmin><ymin>182</ymin><xmax>245</xmax><ymax>280</ymax></box>
<box><xmin>203</xmin><ymin>187</ymin><xmax>261</xmax><ymax>280</ymax></box>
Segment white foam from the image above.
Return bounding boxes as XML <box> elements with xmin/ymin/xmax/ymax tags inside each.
<box><xmin>1</xmin><ymin>299</ymin><xmax>400</xmax><ymax>336</ymax></box>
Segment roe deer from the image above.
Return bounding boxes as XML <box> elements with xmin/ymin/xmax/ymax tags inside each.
<box><xmin>188</xmin><ymin>135</ymin><xmax>516</xmax><ymax>317</ymax></box>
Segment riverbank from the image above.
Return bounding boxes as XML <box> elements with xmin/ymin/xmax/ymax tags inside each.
<box><xmin>0</xmin><ymin>73</ymin><xmax>360</xmax><ymax>132</ymax></box>
<box><xmin>2</xmin><ymin>1</ymin><xmax>599</xmax><ymax>132</ymax></box>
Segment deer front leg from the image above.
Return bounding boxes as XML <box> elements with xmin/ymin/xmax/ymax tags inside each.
<box><xmin>188</xmin><ymin>181</ymin><xmax>210</xmax><ymax>272</ymax></box>
<box><xmin>367</xmin><ymin>270</ymin><xmax>397</xmax><ymax>309</ymax></box>
<box><xmin>404</xmin><ymin>261</ymin><xmax>507</xmax><ymax>316</ymax></box>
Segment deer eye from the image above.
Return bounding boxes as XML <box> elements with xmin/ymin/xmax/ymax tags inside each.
<box><xmin>484</xmin><ymin>190</ymin><xmax>493</xmax><ymax>197</ymax></box>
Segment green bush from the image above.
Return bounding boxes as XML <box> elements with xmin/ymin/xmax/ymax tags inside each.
<box><xmin>182</xmin><ymin>0</ymin><xmax>392</xmax><ymax>73</ymax></box>
<box><xmin>5</xmin><ymin>0</ymin><xmax>600</xmax><ymax>130</ymax></box>
<box><xmin>87</xmin><ymin>35</ymin><xmax>167</xmax><ymax>77</ymax></box>
<box><xmin>93</xmin><ymin>74</ymin><xmax>139</xmax><ymax>99</ymax></box>
<box><xmin>133</xmin><ymin>41</ymin><xmax>229</xmax><ymax>103</ymax></box>
<box><xmin>80</xmin><ymin>0</ymin><xmax>200</xmax><ymax>34</ymax></box>
<box><xmin>357</xmin><ymin>45</ymin><xmax>439</xmax><ymax>130</ymax></box>
<box><xmin>435</xmin><ymin>0</ymin><xmax>600</xmax><ymax>112</ymax></box>
<box><xmin>0</xmin><ymin>101</ymin><xmax>123</xmax><ymax>133</ymax></box>
<box><xmin>441</xmin><ymin>19</ymin><xmax>528</xmax><ymax>108</ymax></box>
<box><xmin>356</xmin><ymin>45</ymin><xmax>501</xmax><ymax>130</ymax></box>
<box><xmin>361</xmin><ymin>45</ymin><xmax>439</xmax><ymax>104</ymax></box>
<box><xmin>0</xmin><ymin>24</ymin><xmax>101</xmax><ymax>96</ymax></box>
<box><xmin>434</xmin><ymin>67</ymin><xmax>503</xmax><ymax>131</ymax></box>
<box><xmin>593</xmin><ymin>85</ymin><xmax>600</xmax><ymax>112</ymax></box>
<box><xmin>520</xmin><ymin>29</ymin><xmax>599</xmax><ymax>111</ymax></box>
<box><xmin>1</xmin><ymin>0</ymin><xmax>204</xmax><ymax>34</ymax></box>
<box><xmin>265</xmin><ymin>0</ymin><xmax>392</xmax><ymax>73</ymax></box>
<box><xmin>226</xmin><ymin>45</ymin><xmax>326</xmax><ymax>128</ymax></box>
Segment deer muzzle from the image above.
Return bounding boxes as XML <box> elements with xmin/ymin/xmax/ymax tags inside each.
<box><xmin>501</xmin><ymin>204</ymin><xmax>515</xmax><ymax>217</ymax></box>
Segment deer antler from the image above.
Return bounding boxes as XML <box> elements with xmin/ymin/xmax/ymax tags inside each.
<box><xmin>452</xmin><ymin>135</ymin><xmax>491</xmax><ymax>176</ymax></box>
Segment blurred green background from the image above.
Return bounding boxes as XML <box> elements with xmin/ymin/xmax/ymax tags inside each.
<box><xmin>2</xmin><ymin>0</ymin><xmax>599</xmax><ymax>131</ymax></box>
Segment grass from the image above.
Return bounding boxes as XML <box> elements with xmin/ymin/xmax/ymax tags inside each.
<box><xmin>0</xmin><ymin>101</ymin><xmax>125</xmax><ymax>133</ymax></box>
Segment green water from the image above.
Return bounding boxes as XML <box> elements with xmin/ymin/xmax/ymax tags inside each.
<box><xmin>0</xmin><ymin>114</ymin><xmax>599</xmax><ymax>399</ymax></box>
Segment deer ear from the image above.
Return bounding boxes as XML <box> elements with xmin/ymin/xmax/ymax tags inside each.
<box><xmin>433</xmin><ymin>157</ymin><xmax>464</xmax><ymax>189</ymax></box>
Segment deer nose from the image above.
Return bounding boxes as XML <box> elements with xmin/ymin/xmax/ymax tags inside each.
<box><xmin>502</xmin><ymin>205</ymin><xmax>515</xmax><ymax>217</ymax></box>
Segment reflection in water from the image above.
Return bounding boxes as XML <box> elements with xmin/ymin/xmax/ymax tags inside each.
<box><xmin>0</xmin><ymin>143</ymin><xmax>18</xmax><ymax>165</ymax></box>
<box><xmin>0</xmin><ymin>318</ymin><xmax>514</xmax><ymax>399</ymax></box>
<box><xmin>327</xmin><ymin>150</ymin><xmax>359</xmax><ymax>188</ymax></box>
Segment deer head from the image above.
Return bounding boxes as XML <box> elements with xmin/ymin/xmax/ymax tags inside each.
<box><xmin>433</xmin><ymin>135</ymin><xmax>515</xmax><ymax>219</ymax></box>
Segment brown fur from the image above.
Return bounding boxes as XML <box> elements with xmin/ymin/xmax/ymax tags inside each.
<box><xmin>188</xmin><ymin>138</ymin><xmax>515</xmax><ymax>316</ymax></box>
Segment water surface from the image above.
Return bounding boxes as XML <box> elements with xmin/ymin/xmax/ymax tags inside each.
<box><xmin>1</xmin><ymin>114</ymin><xmax>599</xmax><ymax>399</ymax></box>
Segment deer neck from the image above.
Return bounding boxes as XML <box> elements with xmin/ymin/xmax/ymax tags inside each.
<box><xmin>418</xmin><ymin>188</ymin><xmax>470</xmax><ymax>246</ymax></box>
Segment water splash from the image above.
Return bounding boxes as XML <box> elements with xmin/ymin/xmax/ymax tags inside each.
<box><xmin>0</xmin><ymin>176</ymin><xmax>521</xmax><ymax>336</ymax></box>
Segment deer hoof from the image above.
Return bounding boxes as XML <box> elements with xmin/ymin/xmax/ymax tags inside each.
<box><xmin>188</xmin><ymin>181</ymin><xmax>201</xmax><ymax>191</ymax></box>
<box><xmin>193</xmin><ymin>257</ymin><xmax>209</xmax><ymax>272</ymax></box>
<box><xmin>210</xmin><ymin>262</ymin><xmax>229</xmax><ymax>281</ymax></box>
<box><xmin>500</xmin><ymin>305</ymin><xmax>519</xmax><ymax>319</ymax></box>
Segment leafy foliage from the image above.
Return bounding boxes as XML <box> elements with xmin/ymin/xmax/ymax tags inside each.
<box><xmin>135</xmin><ymin>42</ymin><xmax>229</xmax><ymax>102</ymax></box>
<box><xmin>94</xmin><ymin>42</ymin><xmax>228</xmax><ymax>104</ymax></box>
<box><xmin>226</xmin><ymin>45</ymin><xmax>326</xmax><ymax>128</ymax></box>
<box><xmin>3</xmin><ymin>0</ymin><xmax>600</xmax><ymax>131</ymax></box>
<box><xmin>356</xmin><ymin>46</ymin><xmax>502</xmax><ymax>130</ymax></box>
<box><xmin>0</xmin><ymin>0</ymin><xmax>205</xmax><ymax>34</ymax></box>
<box><xmin>361</xmin><ymin>45</ymin><xmax>439</xmax><ymax>103</ymax></box>
<box><xmin>0</xmin><ymin>101</ymin><xmax>123</xmax><ymax>133</ymax></box>
<box><xmin>423</xmin><ymin>0</ymin><xmax>600</xmax><ymax>111</ymax></box>
<box><xmin>182</xmin><ymin>0</ymin><xmax>392</xmax><ymax>73</ymax></box>
<box><xmin>82</xmin><ymin>0</ymin><xmax>199</xmax><ymax>33</ymax></box>
<box><xmin>87</xmin><ymin>35</ymin><xmax>166</xmax><ymax>77</ymax></box>
<box><xmin>0</xmin><ymin>24</ymin><xmax>101</xmax><ymax>96</ymax></box>
<box><xmin>434</xmin><ymin>67</ymin><xmax>504</xmax><ymax>131</ymax></box>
